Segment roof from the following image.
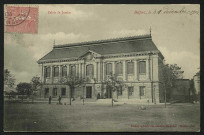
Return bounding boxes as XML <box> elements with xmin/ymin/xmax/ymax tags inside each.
<box><xmin>38</xmin><ymin>34</ymin><xmax>164</xmax><ymax>63</ymax></box>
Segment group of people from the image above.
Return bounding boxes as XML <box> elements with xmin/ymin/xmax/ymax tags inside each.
<box><xmin>48</xmin><ymin>96</ymin><xmax>62</xmax><ymax>104</ymax></box>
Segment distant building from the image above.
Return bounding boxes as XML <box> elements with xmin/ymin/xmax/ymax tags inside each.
<box><xmin>37</xmin><ymin>34</ymin><xmax>165</xmax><ymax>103</ymax></box>
<box><xmin>193</xmin><ymin>71</ymin><xmax>200</xmax><ymax>94</ymax></box>
<box><xmin>171</xmin><ymin>79</ymin><xmax>191</xmax><ymax>102</ymax></box>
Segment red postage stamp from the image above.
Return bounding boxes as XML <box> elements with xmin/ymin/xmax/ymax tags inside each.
<box><xmin>5</xmin><ymin>6</ymin><xmax>38</xmax><ymax>34</ymax></box>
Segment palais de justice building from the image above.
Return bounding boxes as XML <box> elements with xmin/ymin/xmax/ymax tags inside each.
<box><xmin>38</xmin><ymin>34</ymin><xmax>165</xmax><ymax>103</ymax></box>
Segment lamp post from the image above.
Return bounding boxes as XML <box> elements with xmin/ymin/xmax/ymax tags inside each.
<box><xmin>83</xmin><ymin>85</ymin><xmax>85</xmax><ymax>105</ymax></box>
<box><xmin>153</xmin><ymin>85</ymin><xmax>156</xmax><ymax>104</ymax></box>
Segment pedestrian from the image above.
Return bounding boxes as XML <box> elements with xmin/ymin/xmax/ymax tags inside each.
<box><xmin>49</xmin><ymin>96</ymin><xmax>52</xmax><ymax>104</ymax></box>
<box><xmin>58</xmin><ymin>96</ymin><xmax>61</xmax><ymax>104</ymax></box>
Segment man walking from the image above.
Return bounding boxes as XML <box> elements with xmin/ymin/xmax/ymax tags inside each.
<box><xmin>49</xmin><ymin>96</ymin><xmax>52</xmax><ymax>104</ymax></box>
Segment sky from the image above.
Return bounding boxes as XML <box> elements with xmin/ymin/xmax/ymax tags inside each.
<box><xmin>4</xmin><ymin>4</ymin><xmax>200</xmax><ymax>84</ymax></box>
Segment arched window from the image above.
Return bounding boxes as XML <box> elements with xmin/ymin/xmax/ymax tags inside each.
<box><xmin>70</xmin><ymin>65</ymin><xmax>76</xmax><ymax>76</ymax></box>
<box><xmin>106</xmin><ymin>63</ymin><xmax>112</xmax><ymax>75</ymax></box>
<box><xmin>86</xmin><ymin>64</ymin><xmax>94</xmax><ymax>78</ymax></box>
<box><xmin>127</xmin><ymin>62</ymin><xmax>134</xmax><ymax>74</ymax></box>
<box><xmin>116</xmin><ymin>62</ymin><xmax>123</xmax><ymax>75</ymax></box>
<box><xmin>139</xmin><ymin>61</ymin><xmax>146</xmax><ymax>74</ymax></box>
<box><xmin>62</xmin><ymin>66</ymin><xmax>67</xmax><ymax>77</ymax></box>
<box><xmin>45</xmin><ymin>67</ymin><xmax>51</xmax><ymax>77</ymax></box>
<box><xmin>53</xmin><ymin>67</ymin><xmax>59</xmax><ymax>77</ymax></box>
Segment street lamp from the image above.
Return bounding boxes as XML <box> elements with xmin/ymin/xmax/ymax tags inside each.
<box><xmin>83</xmin><ymin>85</ymin><xmax>85</xmax><ymax>105</ymax></box>
<box><xmin>153</xmin><ymin>85</ymin><xmax>156</xmax><ymax>104</ymax></box>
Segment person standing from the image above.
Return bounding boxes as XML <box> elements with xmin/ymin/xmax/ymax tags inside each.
<box><xmin>58</xmin><ymin>96</ymin><xmax>61</xmax><ymax>104</ymax></box>
<box><xmin>49</xmin><ymin>96</ymin><xmax>52</xmax><ymax>104</ymax></box>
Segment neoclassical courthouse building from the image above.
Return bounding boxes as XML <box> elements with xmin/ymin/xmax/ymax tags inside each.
<box><xmin>38</xmin><ymin>34</ymin><xmax>165</xmax><ymax>103</ymax></box>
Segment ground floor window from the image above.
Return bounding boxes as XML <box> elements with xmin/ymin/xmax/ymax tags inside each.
<box><xmin>128</xmin><ymin>87</ymin><xmax>134</xmax><ymax>96</ymax></box>
<box><xmin>117</xmin><ymin>86</ymin><xmax>122</xmax><ymax>96</ymax></box>
<box><xmin>61</xmin><ymin>88</ymin><xmax>66</xmax><ymax>96</ymax></box>
<box><xmin>45</xmin><ymin>88</ymin><xmax>49</xmax><ymax>97</ymax></box>
<box><xmin>53</xmin><ymin>88</ymin><xmax>57</xmax><ymax>97</ymax></box>
<box><xmin>139</xmin><ymin>86</ymin><xmax>145</xmax><ymax>97</ymax></box>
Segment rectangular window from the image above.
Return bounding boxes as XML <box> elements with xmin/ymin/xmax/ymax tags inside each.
<box><xmin>45</xmin><ymin>88</ymin><xmax>49</xmax><ymax>97</ymax></box>
<box><xmin>127</xmin><ymin>62</ymin><xmax>134</xmax><ymax>74</ymax></box>
<box><xmin>53</xmin><ymin>88</ymin><xmax>57</xmax><ymax>97</ymax></box>
<box><xmin>86</xmin><ymin>64</ymin><xmax>94</xmax><ymax>78</ymax></box>
<box><xmin>45</xmin><ymin>67</ymin><xmax>51</xmax><ymax>78</ymax></box>
<box><xmin>128</xmin><ymin>87</ymin><xmax>134</xmax><ymax>96</ymax></box>
<box><xmin>61</xmin><ymin>88</ymin><xmax>66</xmax><ymax>96</ymax></box>
<box><xmin>117</xmin><ymin>86</ymin><xmax>123</xmax><ymax>96</ymax></box>
<box><xmin>116</xmin><ymin>62</ymin><xmax>123</xmax><ymax>75</ymax></box>
<box><xmin>139</xmin><ymin>61</ymin><xmax>146</xmax><ymax>74</ymax></box>
<box><xmin>70</xmin><ymin>65</ymin><xmax>76</xmax><ymax>76</ymax></box>
<box><xmin>54</xmin><ymin>67</ymin><xmax>59</xmax><ymax>77</ymax></box>
<box><xmin>106</xmin><ymin>63</ymin><xmax>112</xmax><ymax>75</ymax></box>
<box><xmin>62</xmin><ymin>66</ymin><xmax>67</xmax><ymax>77</ymax></box>
<box><xmin>139</xmin><ymin>86</ymin><xmax>145</xmax><ymax>96</ymax></box>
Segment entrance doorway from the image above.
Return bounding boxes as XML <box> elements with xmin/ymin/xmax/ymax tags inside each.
<box><xmin>106</xmin><ymin>88</ymin><xmax>112</xmax><ymax>98</ymax></box>
<box><xmin>86</xmin><ymin>86</ymin><xmax>92</xmax><ymax>98</ymax></box>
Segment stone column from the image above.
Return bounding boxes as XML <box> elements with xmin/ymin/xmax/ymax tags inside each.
<box><xmin>146</xmin><ymin>59</ymin><xmax>150</xmax><ymax>80</ymax></box>
<box><xmin>67</xmin><ymin>64</ymin><xmax>69</xmax><ymax>77</ymax></box>
<box><xmin>79</xmin><ymin>63</ymin><xmax>81</xmax><ymax>78</ymax></box>
<box><xmin>76</xmin><ymin>64</ymin><xmax>79</xmax><ymax>77</ymax></box>
<box><xmin>137</xmin><ymin>60</ymin><xmax>139</xmax><ymax>81</ymax></box>
<box><xmin>96</xmin><ymin>62</ymin><xmax>98</xmax><ymax>82</ymax></box>
<box><xmin>112</xmin><ymin>61</ymin><xmax>115</xmax><ymax>75</ymax></box>
<box><xmin>123</xmin><ymin>61</ymin><xmax>126</xmax><ymax>81</ymax></box>
<box><xmin>81</xmin><ymin>63</ymin><xmax>84</xmax><ymax>78</ymax></box>
<box><xmin>98</xmin><ymin>62</ymin><xmax>101</xmax><ymax>82</ymax></box>
<box><xmin>42</xmin><ymin>65</ymin><xmax>44</xmax><ymax>83</ymax></box>
<box><xmin>50</xmin><ymin>66</ymin><xmax>53</xmax><ymax>84</ymax></box>
<box><xmin>134</xmin><ymin>60</ymin><xmax>138</xmax><ymax>81</ymax></box>
<box><xmin>94</xmin><ymin>63</ymin><xmax>97</xmax><ymax>80</ymax></box>
<box><xmin>59</xmin><ymin>65</ymin><xmax>61</xmax><ymax>83</ymax></box>
<box><xmin>103</xmin><ymin>62</ymin><xmax>105</xmax><ymax>81</ymax></box>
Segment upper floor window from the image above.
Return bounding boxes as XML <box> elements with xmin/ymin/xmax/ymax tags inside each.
<box><xmin>53</xmin><ymin>67</ymin><xmax>59</xmax><ymax>77</ymax></box>
<box><xmin>62</xmin><ymin>66</ymin><xmax>67</xmax><ymax>77</ymax></box>
<box><xmin>86</xmin><ymin>64</ymin><xmax>94</xmax><ymax>78</ymax></box>
<box><xmin>106</xmin><ymin>63</ymin><xmax>112</xmax><ymax>75</ymax></box>
<box><xmin>70</xmin><ymin>65</ymin><xmax>76</xmax><ymax>76</ymax></box>
<box><xmin>116</xmin><ymin>62</ymin><xmax>123</xmax><ymax>75</ymax></box>
<box><xmin>127</xmin><ymin>62</ymin><xmax>134</xmax><ymax>74</ymax></box>
<box><xmin>45</xmin><ymin>67</ymin><xmax>51</xmax><ymax>78</ymax></box>
<box><xmin>139</xmin><ymin>61</ymin><xmax>146</xmax><ymax>74</ymax></box>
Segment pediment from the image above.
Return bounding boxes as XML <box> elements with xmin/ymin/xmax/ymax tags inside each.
<box><xmin>80</xmin><ymin>50</ymin><xmax>101</xmax><ymax>61</ymax></box>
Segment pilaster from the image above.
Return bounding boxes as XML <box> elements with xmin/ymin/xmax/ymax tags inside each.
<box><xmin>123</xmin><ymin>60</ymin><xmax>126</xmax><ymax>81</ymax></box>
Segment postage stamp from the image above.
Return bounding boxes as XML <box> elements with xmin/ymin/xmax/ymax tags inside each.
<box><xmin>5</xmin><ymin>5</ymin><xmax>38</xmax><ymax>34</ymax></box>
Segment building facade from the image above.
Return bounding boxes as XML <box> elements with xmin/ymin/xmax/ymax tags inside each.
<box><xmin>38</xmin><ymin>34</ymin><xmax>165</xmax><ymax>103</ymax></box>
<box><xmin>193</xmin><ymin>71</ymin><xmax>200</xmax><ymax>94</ymax></box>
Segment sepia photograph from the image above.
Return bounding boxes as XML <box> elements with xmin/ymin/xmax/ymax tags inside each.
<box><xmin>4</xmin><ymin>4</ymin><xmax>200</xmax><ymax>132</ymax></box>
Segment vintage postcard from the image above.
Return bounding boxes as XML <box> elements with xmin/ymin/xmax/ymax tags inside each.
<box><xmin>4</xmin><ymin>4</ymin><xmax>200</xmax><ymax>132</ymax></box>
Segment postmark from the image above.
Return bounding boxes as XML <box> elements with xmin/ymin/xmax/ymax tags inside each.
<box><xmin>5</xmin><ymin>5</ymin><xmax>38</xmax><ymax>34</ymax></box>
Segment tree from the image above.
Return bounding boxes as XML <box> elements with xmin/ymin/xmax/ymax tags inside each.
<box><xmin>162</xmin><ymin>64</ymin><xmax>184</xmax><ymax>104</ymax></box>
<box><xmin>30</xmin><ymin>76</ymin><xmax>42</xmax><ymax>103</ymax></box>
<box><xmin>4</xmin><ymin>69</ymin><xmax>16</xmax><ymax>98</ymax></box>
<box><xmin>104</xmin><ymin>72</ymin><xmax>124</xmax><ymax>107</ymax></box>
<box><xmin>4</xmin><ymin>69</ymin><xmax>15</xmax><ymax>87</ymax></box>
<box><xmin>61</xmin><ymin>74</ymin><xmax>84</xmax><ymax>105</ymax></box>
<box><xmin>16</xmin><ymin>82</ymin><xmax>32</xmax><ymax>102</ymax></box>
